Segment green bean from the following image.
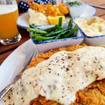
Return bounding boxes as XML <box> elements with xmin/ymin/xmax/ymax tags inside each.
<box><xmin>45</xmin><ymin>29</ymin><xmax>67</xmax><ymax>37</ymax></box>
<box><xmin>57</xmin><ymin>25</ymin><xmax>78</xmax><ymax>39</ymax></box>
<box><xmin>68</xmin><ymin>18</ymin><xmax>73</xmax><ymax>28</ymax></box>
<box><xmin>31</xmin><ymin>34</ymin><xmax>56</xmax><ymax>42</ymax></box>
<box><xmin>55</xmin><ymin>29</ymin><xmax>69</xmax><ymax>39</ymax></box>
<box><xmin>73</xmin><ymin>25</ymin><xmax>78</xmax><ymax>35</ymax></box>
<box><xmin>65</xmin><ymin>25</ymin><xmax>78</xmax><ymax>37</ymax></box>
<box><xmin>56</xmin><ymin>17</ymin><xmax>63</xmax><ymax>30</ymax></box>
<box><xmin>29</xmin><ymin>24</ymin><xmax>37</xmax><ymax>28</ymax></box>
<box><xmin>44</xmin><ymin>25</ymin><xmax>57</xmax><ymax>32</ymax></box>
<box><xmin>63</xmin><ymin>29</ymin><xmax>76</xmax><ymax>38</ymax></box>
<box><xmin>68</xmin><ymin>1</ymin><xmax>81</xmax><ymax>6</ymax></box>
<box><xmin>58</xmin><ymin>17</ymin><xmax>63</xmax><ymax>27</ymax></box>
<box><xmin>29</xmin><ymin>18</ymin><xmax>79</xmax><ymax>42</ymax></box>
<box><xmin>28</xmin><ymin>28</ymin><xmax>47</xmax><ymax>34</ymax></box>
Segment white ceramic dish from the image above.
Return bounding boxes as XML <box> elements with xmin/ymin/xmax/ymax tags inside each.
<box><xmin>17</xmin><ymin>13</ymin><xmax>29</xmax><ymax>29</ymax></box>
<box><xmin>84</xmin><ymin>35</ymin><xmax>105</xmax><ymax>46</ymax></box>
<box><xmin>17</xmin><ymin>13</ymin><xmax>56</xmax><ymax>29</ymax></box>
<box><xmin>28</xmin><ymin>19</ymin><xmax>84</xmax><ymax>50</ymax></box>
<box><xmin>74</xmin><ymin>17</ymin><xmax>105</xmax><ymax>46</ymax></box>
<box><xmin>31</xmin><ymin>30</ymin><xmax>84</xmax><ymax>51</ymax></box>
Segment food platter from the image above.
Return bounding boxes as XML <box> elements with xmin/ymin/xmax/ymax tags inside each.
<box><xmin>2</xmin><ymin>1</ymin><xmax>105</xmax><ymax>105</ymax></box>
<box><xmin>17</xmin><ymin>3</ymin><xmax>96</xmax><ymax>29</ymax></box>
<box><xmin>17</xmin><ymin>2</ymin><xmax>70</xmax><ymax>29</ymax></box>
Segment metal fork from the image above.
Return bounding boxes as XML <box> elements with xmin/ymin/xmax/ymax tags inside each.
<box><xmin>0</xmin><ymin>85</ymin><xmax>13</xmax><ymax>100</ymax></box>
<box><xmin>0</xmin><ymin>72</ymin><xmax>22</xmax><ymax>100</ymax></box>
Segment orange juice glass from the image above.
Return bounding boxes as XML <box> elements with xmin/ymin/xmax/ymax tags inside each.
<box><xmin>0</xmin><ymin>0</ymin><xmax>21</xmax><ymax>45</ymax></box>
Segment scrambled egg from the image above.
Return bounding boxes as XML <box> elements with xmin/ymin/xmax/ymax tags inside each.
<box><xmin>75</xmin><ymin>17</ymin><xmax>105</xmax><ymax>36</ymax></box>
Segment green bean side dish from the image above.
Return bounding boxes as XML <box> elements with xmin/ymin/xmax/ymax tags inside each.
<box><xmin>28</xmin><ymin>17</ymin><xmax>78</xmax><ymax>43</ymax></box>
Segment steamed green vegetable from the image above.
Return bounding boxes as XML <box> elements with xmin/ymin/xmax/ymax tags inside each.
<box><xmin>28</xmin><ymin>17</ymin><xmax>78</xmax><ymax>43</ymax></box>
<box><xmin>31</xmin><ymin>34</ymin><xmax>56</xmax><ymax>42</ymax></box>
<box><xmin>68</xmin><ymin>18</ymin><xmax>73</xmax><ymax>28</ymax></box>
<box><xmin>28</xmin><ymin>28</ymin><xmax>47</xmax><ymax>34</ymax></box>
<box><xmin>68</xmin><ymin>1</ymin><xmax>81</xmax><ymax>6</ymax></box>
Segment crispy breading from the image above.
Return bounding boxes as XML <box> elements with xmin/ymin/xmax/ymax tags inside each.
<box><xmin>28</xmin><ymin>44</ymin><xmax>86</xmax><ymax>68</ymax></box>
<box><xmin>28</xmin><ymin>44</ymin><xmax>105</xmax><ymax>105</ymax></box>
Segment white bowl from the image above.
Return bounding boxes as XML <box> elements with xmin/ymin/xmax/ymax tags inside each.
<box><xmin>69</xmin><ymin>3</ymin><xmax>96</xmax><ymax>19</ymax></box>
<box><xmin>31</xmin><ymin>30</ymin><xmax>84</xmax><ymax>52</ymax></box>
<box><xmin>74</xmin><ymin>17</ymin><xmax>105</xmax><ymax>46</ymax></box>
<box><xmin>84</xmin><ymin>35</ymin><xmax>105</xmax><ymax>46</ymax></box>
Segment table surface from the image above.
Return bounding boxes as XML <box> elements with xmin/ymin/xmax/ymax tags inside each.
<box><xmin>0</xmin><ymin>0</ymin><xmax>105</xmax><ymax>64</ymax></box>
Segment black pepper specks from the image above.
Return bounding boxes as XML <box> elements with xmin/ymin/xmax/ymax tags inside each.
<box><xmin>70</xmin><ymin>75</ymin><xmax>73</xmax><ymax>77</ymax></box>
<box><xmin>99</xmin><ymin>65</ymin><xmax>103</xmax><ymax>70</ymax></box>
<box><xmin>57</xmin><ymin>73</ymin><xmax>60</xmax><ymax>76</ymax></box>
<box><xmin>48</xmin><ymin>68</ymin><xmax>51</xmax><ymax>70</ymax></box>
<box><xmin>8</xmin><ymin>95</ymin><xmax>11</xmax><ymax>99</ymax></box>
<box><xmin>49</xmin><ymin>71</ymin><xmax>51</xmax><ymax>74</ymax></box>
<box><xmin>68</xmin><ymin>56</ymin><xmax>72</xmax><ymax>59</ymax></box>
<box><xmin>66</xmin><ymin>68</ymin><xmax>69</xmax><ymax>72</ymax></box>
<box><xmin>29</xmin><ymin>82</ymin><xmax>32</xmax><ymax>85</ymax></box>
<box><xmin>77</xmin><ymin>57</ymin><xmax>80</xmax><ymax>61</ymax></box>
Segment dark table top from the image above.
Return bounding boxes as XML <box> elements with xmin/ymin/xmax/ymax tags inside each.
<box><xmin>1</xmin><ymin>1</ymin><xmax>105</xmax><ymax>64</ymax></box>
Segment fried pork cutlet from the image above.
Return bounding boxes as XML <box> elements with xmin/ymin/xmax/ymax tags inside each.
<box><xmin>29</xmin><ymin>45</ymin><xmax>105</xmax><ymax>105</ymax></box>
<box><xmin>3</xmin><ymin>45</ymin><xmax>105</xmax><ymax>105</ymax></box>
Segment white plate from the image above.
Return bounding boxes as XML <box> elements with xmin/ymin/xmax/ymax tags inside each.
<box><xmin>17</xmin><ymin>13</ymin><xmax>29</xmax><ymax>29</ymax></box>
<box><xmin>17</xmin><ymin>4</ymin><xmax>96</xmax><ymax>29</ymax></box>
<box><xmin>17</xmin><ymin>13</ymin><xmax>69</xmax><ymax>29</ymax></box>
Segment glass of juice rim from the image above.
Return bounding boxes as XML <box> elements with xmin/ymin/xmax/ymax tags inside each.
<box><xmin>0</xmin><ymin>0</ymin><xmax>21</xmax><ymax>45</ymax></box>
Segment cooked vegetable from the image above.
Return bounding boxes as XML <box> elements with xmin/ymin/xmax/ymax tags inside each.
<box><xmin>55</xmin><ymin>29</ymin><xmax>69</xmax><ymax>39</ymax></box>
<box><xmin>68</xmin><ymin>1</ymin><xmax>81</xmax><ymax>6</ymax></box>
<box><xmin>45</xmin><ymin>29</ymin><xmax>65</xmax><ymax>37</ymax></box>
<box><xmin>68</xmin><ymin>17</ymin><xmax>73</xmax><ymax>28</ymax></box>
<box><xmin>44</xmin><ymin>25</ymin><xmax>57</xmax><ymax>32</ymax></box>
<box><xmin>28</xmin><ymin>27</ymin><xmax>47</xmax><ymax>34</ymax></box>
<box><xmin>73</xmin><ymin>24</ymin><xmax>78</xmax><ymax>35</ymax></box>
<box><xmin>57</xmin><ymin>17</ymin><xmax>63</xmax><ymax>30</ymax></box>
<box><xmin>28</xmin><ymin>17</ymin><xmax>78</xmax><ymax>43</ymax></box>
<box><xmin>31</xmin><ymin>34</ymin><xmax>56</xmax><ymax>42</ymax></box>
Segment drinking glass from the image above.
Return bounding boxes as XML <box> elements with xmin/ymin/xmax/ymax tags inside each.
<box><xmin>0</xmin><ymin>0</ymin><xmax>21</xmax><ymax>45</ymax></box>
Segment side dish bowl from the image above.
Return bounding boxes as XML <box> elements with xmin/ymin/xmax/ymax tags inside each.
<box><xmin>75</xmin><ymin>17</ymin><xmax>105</xmax><ymax>45</ymax></box>
<box><xmin>28</xmin><ymin>18</ymin><xmax>84</xmax><ymax>50</ymax></box>
<box><xmin>32</xmin><ymin>30</ymin><xmax>84</xmax><ymax>51</ymax></box>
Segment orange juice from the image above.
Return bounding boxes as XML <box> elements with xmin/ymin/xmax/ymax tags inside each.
<box><xmin>0</xmin><ymin>5</ymin><xmax>19</xmax><ymax>39</ymax></box>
